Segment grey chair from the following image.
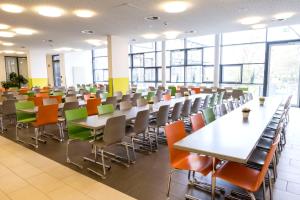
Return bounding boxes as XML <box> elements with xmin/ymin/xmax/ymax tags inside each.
<box><xmin>203</xmin><ymin>88</ymin><xmax>212</xmax><ymax>93</ymax></box>
<box><xmin>181</xmin><ymin>99</ymin><xmax>192</xmax><ymax>119</ymax></box>
<box><xmin>201</xmin><ymin>95</ymin><xmax>210</xmax><ymax>109</ymax></box>
<box><xmin>232</xmin><ymin>89</ymin><xmax>244</xmax><ymax>100</ymax></box>
<box><xmin>126</xmin><ymin>110</ymin><xmax>150</xmax><ymax>154</ymax></box>
<box><xmin>149</xmin><ymin>105</ymin><xmax>170</xmax><ymax>148</ymax></box>
<box><xmin>121</xmin><ymin>94</ymin><xmax>131</xmax><ymax>102</ymax></box>
<box><xmin>137</xmin><ymin>98</ymin><xmax>148</xmax><ymax>107</ymax></box>
<box><xmin>65</xmin><ymin>96</ymin><xmax>78</xmax><ymax>103</ymax></box>
<box><xmin>43</xmin><ymin>98</ymin><xmax>58</xmax><ymax>106</ymax></box>
<box><xmin>120</xmin><ymin>101</ymin><xmax>132</xmax><ymax>111</ymax></box>
<box><xmin>114</xmin><ymin>91</ymin><xmax>123</xmax><ymax>100</ymax></box>
<box><xmin>248</xmin><ymin>93</ymin><xmax>254</xmax><ymax>101</ymax></box>
<box><xmin>169</xmin><ymin>102</ymin><xmax>183</xmax><ymax>122</ymax></box>
<box><xmin>227</xmin><ymin>101</ymin><xmax>235</xmax><ymax>112</ymax></box>
<box><xmin>180</xmin><ymin>87</ymin><xmax>189</xmax><ymax>96</ymax></box>
<box><xmin>191</xmin><ymin>97</ymin><xmax>202</xmax><ymax>114</ymax></box>
<box><xmin>220</xmin><ymin>103</ymin><xmax>228</xmax><ymax>116</ymax></box>
<box><xmin>175</xmin><ymin>93</ymin><xmax>182</xmax><ymax>98</ymax></box>
<box><xmin>155</xmin><ymin>90</ymin><xmax>163</xmax><ymax>101</ymax></box>
<box><xmin>105</xmin><ymin>96</ymin><xmax>117</xmax><ymax>108</ymax></box>
<box><xmin>131</xmin><ymin>93</ymin><xmax>141</xmax><ymax>106</ymax></box>
<box><xmin>88</xmin><ymin>115</ymin><xmax>129</xmax><ymax>179</ymax></box>
<box><xmin>0</xmin><ymin>99</ymin><xmax>17</xmax><ymax>132</ymax></box>
<box><xmin>95</xmin><ymin>90</ymin><xmax>101</xmax><ymax>99</ymax></box>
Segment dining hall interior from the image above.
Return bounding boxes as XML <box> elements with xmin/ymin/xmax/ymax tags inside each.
<box><xmin>0</xmin><ymin>0</ymin><xmax>300</xmax><ymax>200</ymax></box>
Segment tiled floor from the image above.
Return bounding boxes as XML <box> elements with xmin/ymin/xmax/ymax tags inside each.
<box><xmin>0</xmin><ymin>136</ymin><xmax>135</xmax><ymax>200</ymax></box>
<box><xmin>0</xmin><ymin>108</ymin><xmax>300</xmax><ymax>200</ymax></box>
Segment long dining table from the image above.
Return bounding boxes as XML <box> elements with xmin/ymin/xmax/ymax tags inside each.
<box><xmin>174</xmin><ymin>96</ymin><xmax>285</xmax><ymax>200</ymax></box>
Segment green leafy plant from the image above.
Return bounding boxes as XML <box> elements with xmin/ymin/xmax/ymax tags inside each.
<box><xmin>1</xmin><ymin>72</ymin><xmax>28</xmax><ymax>89</ymax></box>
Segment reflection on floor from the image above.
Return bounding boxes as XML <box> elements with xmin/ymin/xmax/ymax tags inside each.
<box><xmin>0</xmin><ymin>108</ymin><xmax>300</xmax><ymax>200</ymax></box>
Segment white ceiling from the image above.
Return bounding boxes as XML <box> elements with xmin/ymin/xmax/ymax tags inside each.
<box><xmin>0</xmin><ymin>0</ymin><xmax>300</xmax><ymax>53</ymax></box>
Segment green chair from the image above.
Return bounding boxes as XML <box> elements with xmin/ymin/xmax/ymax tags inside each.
<box><xmin>90</xmin><ymin>87</ymin><xmax>97</xmax><ymax>93</ymax></box>
<box><xmin>26</xmin><ymin>91</ymin><xmax>35</xmax><ymax>97</ymax></box>
<box><xmin>209</xmin><ymin>93</ymin><xmax>218</xmax><ymax>108</ymax></box>
<box><xmin>100</xmin><ymin>92</ymin><xmax>108</xmax><ymax>100</ymax></box>
<box><xmin>52</xmin><ymin>92</ymin><xmax>64</xmax><ymax>96</ymax></box>
<box><xmin>98</xmin><ymin>104</ymin><xmax>115</xmax><ymax>115</ymax></box>
<box><xmin>146</xmin><ymin>91</ymin><xmax>155</xmax><ymax>101</ymax></box>
<box><xmin>15</xmin><ymin>101</ymin><xmax>36</xmax><ymax>141</ymax></box>
<box><xmin>65</xmin><ymin>108</ymin><xmax>93</xmax><ymax>168</ymax></box>
<box><xmin>168</xmin><ymin>86</ymin><xmax>176</xmax><ymax>96</ymax></box>
<box><xmin>202</xmin><ymin>107</ymin><xmax>216</xmax><ymax>124</ymax></box>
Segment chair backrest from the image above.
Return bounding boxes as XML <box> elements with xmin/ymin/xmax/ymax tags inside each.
<box><xmin>170</xmin><ymin>102</ymin><xmax>183</xmax><ymax>122</ymax></box>
<box><xmin>220</xmin><ymin>103</ymin><xmax>228</xmax><ymax>116</ymax></box>
<box><xmin>36</xmin><ymin>93</ymin><xmax>49</xmax><ymax>98</ymax></box>
<box><xmin>146</xmin><ymin>91</ymin><xmax>155</xmax><ymax>101</ymax></box>
<box><xmin>120</xmin><ymin>101</ymin><xmax>132</xmax><ymax>111</ymax></box>
<box><xmin>133</xmin><ymin>110</ymin><xmax>149</xmax><ymax>134</ymax></box>
<box><xmin>153</xmin><ymin>96</ymin><xmax>160</xmax><ymax>103</ymax></box>
<box><xmin>114</xmin><ymin>91</ymin><xmax>123</xmax><ymax>99</ymax></box>
<box><xmin>164</xmin><ymin>121</ymin><xmax>189</xmax><ymax>167</ymax></box>
<box><xmin>86</xmin><ymin>98</ymin><xmax>101</xmax><ymax>116</ymax></box>
<box><xmin>65</xmin><ymin>96</ymin><xmax>78</xmax><ymax>103</ymax></box>
<box><xmin>163</xmin><ymin>94</ymin><xmax>171</xmax><ymax>101</ymax></box>
<box><xmin>239</xmin><ymin>95</ymin><xmax>245</xmax><ymax>105</ymax></box>
<box><xmin>181</xmin><ymin>99</ymin><xmax>192</xmax><ymax>117</ymax></box>
<box><xmin>190</xmin><ymin>113</ymin><xmax>205</xmax><ymax>132</ymax></box>
<box><xmin>227</xmin><ymin>101</ymin><xmax>235</xmax><ymax>112</ymax></box>
<box><xmin>156</xmin><ymin>105</ymin><xmax>170</xmax><ymax>126</ymax></box>
<box><xmin>202</xmin><ymin>95</ymin><xmax>210</xmax><ymax>109</ymax></box>
<box><xmin>232</xmin><ymin>89</ymin><xmax>244</xmax><ymax>99</ymax></box>
<box><xmin>168</xmin><ymin>86</ymin><xmax>176</xmax><ymax>96</ymax></box>
<box><xmin>35</xmin><ymin>104</ymin><xmax>58</xmax><ymax>126</ymax></box>
<box><xmin>43</xmin><ymin>98</ymin><xmax>58</xmax><ymax>106</ymax></box>
<box><xmin>248</xmin><ymin>93</ymin><xmax>253</xmax><ymax>101</ymax></box>
<box><xmin>65</xmin><ymin>108</ymin><xmax>89</xmax><ymax>135</ymax></box>
<box><xmin>15</xmin><ymin>101</ymin><xmax>35</xmax><ymax>122</ymax></box>
<box><xmin>2</xmin><ymin>100</ymin><xmax>17</xmax><ymax>115</ymax></box>
<box><xmin>191</xmin><ymin>87</ymin><xmax>201</xmax><ymax>94</ymax></box>
<box><xmin>137</xmin><ymin>98</ymin><xmax>148</xmax><ymax>107</ymax></box>
<box><xmin>84</xmin><ymin>94</ymin><xmax>91</xmax><ymax>101</ymax></box>
<box><xmin>98</xmin><ymin>104</ymin><xmax>115</xmax><ymax>115</ymax></box>
<box><xmin>180</xmin><ymin>87</ymin><xmax>189</xmax><ymax>96</ymax></box>
<box><xmin>203</xmin><ymin>88</ymin><xmax>212</xmax><ymax>93</ymax></box>
<box><xmin>131</xmin><ymin>93</ymin><xmax>141</xmax><ymax>106</ymax></box>
<box><xmin>217</xmin><ymin>91</ymin><xmax>225</xmax><ymax>105</ymax></box>
<box><xmin>202</xmin><ymin>107</ymin><xmax>216</xmax><ymax>124</ymax></box>
<box><xmin>209</xmin><ymin>93</ymin><xmax>218</xmax><ymax>107</ymax></box>
<box><xmin>191</xmin><ymin>97</ymin><xmax>202</xmax><ymax>113</ymax></box>
<box><xmin>121</xmin><ymin>94</ymin><xmax>131</xmax><ymax>102</ymax></box>
<box><xmin>33</xmin><ymin>96</ymin><xmax>44</xmax><ymax>106</ymax></box>
<box><xmin>103</xmin><ymin>115</ymin><xmax>126</xmax><ymax>145</ymax></box>
<box><xmin>255</xmin><ymin>133</ymin><xmax>281</xmax><ymax>190</ymax></box>
<box><xmin>155</xmin><ymin>90</ymin><xmax>163</xmax><ymax>101</ymax></box>
<box><xmin>62</xmin><ymin>102</ymin><xmax>79</xmax><ymax>118</ymax></box>
<box><xmin>105</xmin><ymin>96</ymin><xmax>117</xmax><ymax>108</ymax></box>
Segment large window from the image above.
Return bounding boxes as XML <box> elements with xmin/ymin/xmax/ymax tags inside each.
<box><xmin>166</xmin><ymin>35</ymin><xmax>215</xmax><ymax>85</ymax></box>
<box><xmin>129</xmin><ymin>42</ymin><xmax>162</xmax><ymax>87</ymax></box>
<box><xmin>92</xmin><ymin>48</ymin><xmax>108</xmax><ymax>83</ymax></box>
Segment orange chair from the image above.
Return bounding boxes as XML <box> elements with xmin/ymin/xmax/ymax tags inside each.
<box><xmin>86</xmin><ymin>98</ymin><xmax>101</xmax><ymax>116</ymax></box>
<box><xmin>50</xmin><ymin>95</ymin><xmax>62</xmax><ymax>103</ymax></box>
<box><xmin>191</xmin><ymin>87</ymin><xmax>201</xmax><ymax>94</ymax></box>
<box><xmin>36</xmin><ymin>93</ymin><xmax>49</xmax><ymax>98</ymax></box>
<box><xmin>213</xmin><ymin>134</ymin><xmax>280</xmax><ymax>200</ymax></box>
<box><xmin>164</xmin><ymin>121</ymin><xmax>215</xmax><ymax>198</ymax></box>
<box><xmin>33</xmin><ymin>96</ymin><xmax>44</xmax><ymax>106</ymax></box>
<box><xmin>19</xmin><ymin>88</ymin><xmax>29</xmax><ymax>94</ymax></box>
<box><xmin>84</xmin><ymin>94</ymin><xmax>91</xmax><ymax>101</ymax></box>
<box><xmin>163</xmin><ymin>94</ymin><xmax>171</xmax><ymax>101</ymax></box>
<box><xmin>31</xmin><ymin>104</ymin><xmax>63</xmax><ymax>148</ymax></box>
<box><xmin>190</xmin><ymin>113</ymin><xmax>206</xmax><ymax>132</ymax></box>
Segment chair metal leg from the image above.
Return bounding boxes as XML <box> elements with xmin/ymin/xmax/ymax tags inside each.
<box><xmin>262</xmin><ymin>180</ymin><xmax>266</xmax><ymax>200</ymax></box>
<box><xmin>166</xmin><ymin>169</ymin><xmax>174</xmax><ymax>198</ymax></box>
<box><xmin>131</xmin><ymin>137</ymin><xmax>136</xmax><ymax>161</ymax></box>
<box><xmin>101</xmin><ymin>149</ymin><xmax>106</xmax><ymax>176</ymax></box>
<box><xmin>0</xmin><ymin>117</ymin><xmax>4</xmax><ymax>133</ymax></box>
<box><xmin>34</xmin><ymin>128</ymin><xmax>39</xmax><ymax>149</ymax></box>
<box><xmin>66</xmin><ymin>139</ymin><xmax>83</xmax><ymax>169</ymax></box>
<box><xmin>125</xmin><ymin>143</ymin><xmax>131</xmax><ymax>165</ymax></box>
<box><xmin>268</xmin><ymin>170</ymin><xmax>273</xmax><ymax>200</ymax></box>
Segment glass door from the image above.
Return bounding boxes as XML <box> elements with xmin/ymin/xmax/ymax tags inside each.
<box><xmin>52</xmin><ymin>55</ymin><xmax>61</xmax><ymax>87</ymax></box>
<box><xmin>267</xmin><ymin>41</ymin><xmax>300</xmax><ymax>106</ymax></box>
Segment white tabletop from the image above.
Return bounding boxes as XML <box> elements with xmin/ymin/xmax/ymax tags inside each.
<box><xmin>174</xmin><ymin>96</ymin><xmax>284</xmax><ymax>163</ymax></box>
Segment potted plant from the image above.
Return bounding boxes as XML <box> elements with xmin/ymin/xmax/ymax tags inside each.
<box><xmin>1</xmin><ymin>72</ymin><xmax>28</xmax><ymax>89</ymax></box>
<box><xmin>259</xmin><ymin>97</ymin><xmax>265</xmax><ymax>106</ymax></box>
<box><xmin>242</xmin><ymin>107</ymin><xmax>251</xmax><ymax>119</ymax></box>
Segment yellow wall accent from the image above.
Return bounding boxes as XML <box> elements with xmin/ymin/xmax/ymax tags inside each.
<box><xmin>108</xmin><ymin>77</ymin><xmax>129</xmax><ymax>96</ymax></box>
<box><xmin>28</xmin><ymin>78</ymin><xmax>48</xmax><ymax>88</ymax></box>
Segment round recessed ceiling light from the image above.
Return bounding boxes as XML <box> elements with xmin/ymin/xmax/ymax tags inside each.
<box><xmin>74</xmin><ymin>9</ymin><xmax>96</xmax><ymax>18</ymax></box>
<box><xmin>81</xmin><ymin>30</ymin><xmax>94</xmax><ymax>35</ymax></box>
<box><xmin>3</xmin><ymin>50</ymin><xmax>15</xmax><ymax>54</ymax></box>
<box><xmin>0</xmin><ymin>23</ymin><xmax>10</xmax><ymax>30</ymax></box>
<box><xmin>53</xmin><ymin>47</ymin><xmax>73</xmax><ymax>52</ymax></box>
<box><xmin>142</xmin><ymin>33</ymin><xmax>159</xmax><ymax>39</ymax></box>
<box><xmin>85</xmin><ymin>39</ymin><xmax>103</xmax><ymax>46</ymax></box>
<box><xmin>0</xmin><ymin>4</ymin><xmax>24</xmax><ymax>13</ymax></box>
<box><xmin>163</xmin><ymin>30</ymin><xmax>181</xmax><ymax>39</ymax></box>
<box><xmin>160</xmin><ymin>1</ymin><xmax>191</xmax><ymax>13</ymax></box>
<box><xmin>238</xmin><ymin>16</ymin><xmax>263</xmax><ymax>25</ymax></box>
<box><xmin>251</xmin><ymin>24</ymin><xmax>267</xmax><ymax>29</ymax></box>
<box><xmin>0</xmin><ymin>31</ymin><xmax>16</xmax><ymax>38</ymax></box>
<box><xmin>13</xmin><ymin>28</ymin><xmax>37</xmax><ymax>35</ymax></box>
<box><xmin>1</xmin><ymin>42</ymin><xmax>14</xmax><ymax>46</ymax></box>
<box><xmin>273</xmin><ymin>12</ymin><xmax>295</xmax><ymax>21</ymax></box>
<box><xmin>35</xmin><ymin>6</ymin><xmax>65</xmax><ymax>17</ymax></box>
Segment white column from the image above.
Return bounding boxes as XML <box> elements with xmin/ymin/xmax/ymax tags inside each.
<box><xmin>107</xmin><ymin>35</ymin><xmax>129</xmax><ymax>95</ymax></box>
<box><xmin>161</xmin><ymin>41</ymin><xmax>166</xmax><ymax>87</ymax></box>
<box><xmin>27</xmin><ymin>49</ymin><xmax>48</xmax><ymax>87</ymax></box>
<box><xmin>214</xmin><ymin>34</ymin><xmax>221</xmax><ymax>87</ymax></box>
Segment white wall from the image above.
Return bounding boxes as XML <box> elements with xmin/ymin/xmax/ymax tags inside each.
<box><xmin>28</xmin><ymin>49</ymin><xmax>48</xmax><ymax>79</ymax></box>
<box><xmin>63</xmin><ymin>50</ymin><xmax>93</xmax><ymax>87</ymax></box>
<box><xmin>0</xmin><ymin>55</ymin><xmax>6</xmax><ymax>82</ymax></box>
<box><xmin>46</xmin><ymin>54</ymin><xmax>54</xmax><ymax>86</ymax></box>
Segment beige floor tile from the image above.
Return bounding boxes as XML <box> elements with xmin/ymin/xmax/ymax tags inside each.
<box><xmin>47</xmin><ymin>185</ymin><xmax>93</xmax><ymax>200</ymax></box>
<box><xmin>86</xmin><ymin>184</ymin><xmax>135</xmax><ymax>200</ymax></box>
<box><xmin>62</xmin><ymin>173</ymin><xmax>99</xmax><ymax>193</ymax></box>
<box><xmin>8</xmin><ymin>185</ymin><xmax>50</xmax><ymax>200</ymax></box>
<box><xmin>0</xmin><ymin>172</ymin><xmax>28</xmax><ymax>193</ymax></box>
<box><xmin>44</xmin><ymin>165</ymin><xmax>76</xmax><ymax>179</ymax></box>
<box><xmin>27</xmin><ymin>173</ymin><xmax>65</xmax><ymax>193</ymax></box>
<box><xmin>0</xmin><ymin>190</ymin><xmax>10</xmax><ymax>200</ymax></box>
<box><xmin>0</xmin><ymin>164</ymin><xmax>11</xmax><ymax>177</ymax></box>
<box><xmin>0</xmin><ymin>155</ymin><xmax>27</xmax><ymax>168</ymax></box>
<box><xmin>10</xmin><ymin>162</ymin><xmax>42</xmax><ymax>179</ymax></box>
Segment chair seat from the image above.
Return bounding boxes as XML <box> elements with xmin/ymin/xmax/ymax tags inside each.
<box><xmin>267</xmin><ymin>122</ymin><xmax>278</xmax><ymax>130</ymax></box>
<box><xmin>262</xmin><ymin>129</ymin><xmax>276</xmax><ymax>139</ymax></box>
<box><xmin>248</xmin><ymin>149</ymin><xmax>268</xmax><ymax>166</ymax></box>
<box><xmin>18</xmin><ymin>117</ymin><xmax>36</xmax><ymax>123</ymax></box>
<box><xmin>257</xmin><ymin>137</ymin><xmax>273</xmax><ymax>150</ymax></box>
<box><xmin>214</xmin><ymin>161</ymin><xmax>260</xmax><ymax>192</ymax></box>
<box><xmin>173</xmin><ymin>154</ymin><xmax>213</xmax><ymax>176</ymax></box>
